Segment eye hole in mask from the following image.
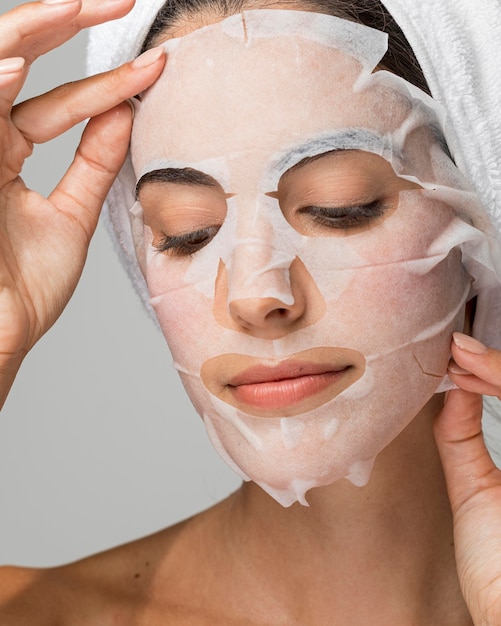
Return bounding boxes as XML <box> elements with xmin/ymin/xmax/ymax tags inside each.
<box><xmin>136</xmin><ymin>167</ymin><xmax>230</xmax><ymax>258</ymax></box>
<box><xmin>272</xmin><ymin>149</ymin><xmax>422</xmax><ymax>237</ymax></box>
<box><xmin>137</xmin><ymin>149</ymin><xmax>425</xmax><ymax>259</ymax></box>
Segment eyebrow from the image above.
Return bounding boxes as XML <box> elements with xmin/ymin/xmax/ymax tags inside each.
<box><xmin>135</xmin><ymin>167</ymin><xmax>221</xmax><ymax>199</ymax></box>
<box><xmin>282</xmin><ymin>149</ymin><xmax>351</xmax><ymax>176</ymax></box>
<box><xmin>272</xmin><ymin>129</ymin><xmax>393</xmax><ymax>175</ymax></box>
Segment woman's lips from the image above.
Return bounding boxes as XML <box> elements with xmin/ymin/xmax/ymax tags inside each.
<box><xmin>229</xmin><ymin>367</ymin><xmax>349</xmax><ymax>410</ymax></box>
<box><xmin>200</xmin><ymin>347</ymin><xmax>366</xmax><ymax>417</ymax></box>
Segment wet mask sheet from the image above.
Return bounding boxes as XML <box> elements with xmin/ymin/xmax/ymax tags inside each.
<box><xmin>130</xmin><ymin>10</ymin><xmax>499</xmax><ymax>506</ymax></box>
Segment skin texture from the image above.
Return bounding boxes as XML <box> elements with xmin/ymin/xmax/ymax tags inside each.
<box><xmin>0</xmin><ymin>2</ymin><xmax>500</xmax><ymax>625</ymax></box>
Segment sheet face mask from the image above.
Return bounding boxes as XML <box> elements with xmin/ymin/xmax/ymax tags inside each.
<box><xmin>129</xmin><ymin>10</ymin><xmax>491</xmax><ymax>507</ymax></box>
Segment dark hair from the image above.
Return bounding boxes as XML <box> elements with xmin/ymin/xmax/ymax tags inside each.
<box><xmin>140</xmin><ymin>0</ymin><xmax>430</xmax><ymax>94</ymax></box>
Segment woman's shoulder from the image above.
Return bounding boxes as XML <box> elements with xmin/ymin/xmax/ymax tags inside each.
<box><xmin>0</xmin><ymin>564</ymin><xmax>54</xmax><ymax>625</ymax></box>
<box><xmin>0</xmin><ymin>514</ymin><xmax>212</xmax><ymax>625</ymax></box>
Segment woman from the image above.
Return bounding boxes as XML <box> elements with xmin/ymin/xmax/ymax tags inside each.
<box><xmin>0</xmin><ymin>0</ymin><xmax>500</xmax><ymax>624</ymax></box>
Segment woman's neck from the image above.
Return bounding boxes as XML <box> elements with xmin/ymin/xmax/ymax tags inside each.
<box><xmin>216</xmin><ymin>394</ymin><xmax>473</xmax><ymax>625</ymax></box>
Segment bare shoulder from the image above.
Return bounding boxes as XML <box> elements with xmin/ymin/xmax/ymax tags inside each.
<box><xmin>0</xmin><ymin>564</ymin><xmax>62</xmax><ymax>625</ymax></box>
<box><xmin>0</xmin><ymin>503</ymin><xmax>231</xmax><ymax>626</ymax></box>
<box><xmin>0</xmin><ymin>522</ymin><xmax>183</xmax><ymax>625</ymax></box>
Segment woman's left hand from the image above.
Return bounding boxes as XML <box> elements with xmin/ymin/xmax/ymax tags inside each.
<box><xmin>434</xmin><ymin>332</ymin><xmax>501</xmax><ymax>626</ymax></box>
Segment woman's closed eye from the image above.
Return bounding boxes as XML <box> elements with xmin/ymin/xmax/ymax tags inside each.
<box><xmin>152</xmin><ymin>200</ymin><xmax>389</xmax><ymax>256</ymax></box>
<box><xmin>277</xmin><ymin>149</ymin><xmax>421</xmax><ymax>236</ymax></box>
<box><xmin>297</xmin><ymin>200</ymin><xmax>389</xmax><ymax>233</ymax></box>
<box><xmin>154</xmin><ymin>225</ymin><xmax>221</xmax><ymax>257</ymax></box>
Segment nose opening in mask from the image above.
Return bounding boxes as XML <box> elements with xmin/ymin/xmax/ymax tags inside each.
<box><xmin>226</xmin><ymin>238</ymin><xmax>296</xmax><ymax>306</ymax></box>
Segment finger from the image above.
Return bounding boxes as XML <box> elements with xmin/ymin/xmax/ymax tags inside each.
<box><xmin>448</xmin><ymin>357</ymin><xmax>500</xmax><ymax>396</ymax></box>
<box><xmin>0</xmin><ymin>0</ymin><xmax>134</xmax><ymax>64</ymax></box>
<box><xmin>67</xmin><ymin>0</ymin><xmax>135</xmax><ymax>29</ymax></box>
<box><xmin>433</xmin><ymin>388</ymin><xmax>498</xmax><ymax>513</ymax></box>
<box><xmin>450</xmin><ymin>332</ymin><xmax>501</xmax><ymax>396</ymax></box>
<box><xmin>447</xmin><ymin>372</ymin><xmax>501</xmax><ymax>398</ymax></box>
<box><xmin>48</xmin><ymin>101</ymin><xmax>132</xmax><ymax>240</ymax></box>
<box><xmin>12</xmin><ymin>46</ymin><xmax>165</xmax><ymax>143</ymax></box>
<box><xmin>0</xmin><ymin>58</ymin><xmax>26</xmax><ymax>115</ymax></box>
<box><xmin>0</xmin><ymin>0</ymin><xmax>82</xmax><ymax>60</ymax></box>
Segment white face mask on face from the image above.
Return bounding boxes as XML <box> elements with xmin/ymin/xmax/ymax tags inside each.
<box><xmin>130</xmin><ymin>10</ymin><xmax>487</xmax><ymax>506</ymax></box>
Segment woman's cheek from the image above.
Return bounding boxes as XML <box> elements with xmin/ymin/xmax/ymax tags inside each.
<box><xmin>312</xmin><ymin>251</ymin><xmax>468</xmax><ymax>355</ymax></box>
<box><xmin>148</xmin><ymin>257</ymin><xmax>217</xmax><ymax>368</ymax></box>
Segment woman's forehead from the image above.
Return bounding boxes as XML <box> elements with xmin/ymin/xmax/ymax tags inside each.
<box><xmin>138</xmin><ymin>50</ymin><xmax>377</xmax><ymax>149</ymax></box>
<box><xmin>131</xmin><ymin>9</ymin><xmax>448</xmax><ymax>196</ymax></box>
<box><xmin>131</xmin><ymin>22</ymin><xmax>412</xmax><ymax>173</ymax></box>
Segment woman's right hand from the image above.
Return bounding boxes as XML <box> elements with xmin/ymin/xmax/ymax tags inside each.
<box><xmin>0</xmin><ymin>0</ymin><xmax>165</xmax><ymax>406</ymax></box>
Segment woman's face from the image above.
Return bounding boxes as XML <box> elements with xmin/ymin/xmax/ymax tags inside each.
<box><xmin>131</xmin><ymin>12</ymin><xmax>470</xmax><ymax>505</ymax></box>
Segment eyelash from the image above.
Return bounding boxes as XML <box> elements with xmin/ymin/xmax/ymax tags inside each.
<box><xmin>153</xmin><ymin>201</ymin><xmax>387</xmax><ymax>257</ymax></box>
<box><xmin>298</xmin><ymin>201</ymin><xmax>388</xmax><ymax>230</ymax></box>
<box><xmin>154</xmin><ymin>225</ymin><xmax>221</xmax><ymax>257</ymax></box>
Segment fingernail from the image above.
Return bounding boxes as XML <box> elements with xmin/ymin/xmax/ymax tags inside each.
<box><xmin>0</xmin><ymin>57</ymin><xmax>25</xmax><ymax>74</ymax></box>
<box><xmin>452</xmin><ymin>332</ymin><xmax>487</xmax><ymax>355</ymax></box>
<box><xmin>132</xmin><ymin>46</ymin><xmax>165</xmax><ymax>69</ymax></box>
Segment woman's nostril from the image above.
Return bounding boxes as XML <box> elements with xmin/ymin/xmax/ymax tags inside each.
<box><xmin>264</xmin><ymin>307</ymin><xmax>289</xmax><ymax>322</ymax></box>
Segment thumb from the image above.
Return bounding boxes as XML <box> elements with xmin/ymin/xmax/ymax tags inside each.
<box><xmin>433</xmin><ymin>388</ymin><xmax>498</xmax><ymax>514</ymax></box>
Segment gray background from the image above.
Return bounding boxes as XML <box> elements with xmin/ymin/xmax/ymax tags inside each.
<box><xmin>0</xmin><ymin>1</ymin><xmax>239</xmax><ymax>567</ymax></box>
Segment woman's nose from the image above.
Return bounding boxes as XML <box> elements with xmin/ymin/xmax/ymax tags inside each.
<box><xmin>213</xmin><ymin>256</ymin><xmax>325</xmax><ymax>340</ymax></box>
<box><xmin>229</xmin><ymin>289</ymin><xmax>306</xmax><ymax>337</ymax></box>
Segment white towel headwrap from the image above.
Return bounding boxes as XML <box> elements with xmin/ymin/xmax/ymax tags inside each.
<box><xmin>86</xmin><ymin>0</ymin><xmax>501</xmax><ymax>348</ymax></box>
